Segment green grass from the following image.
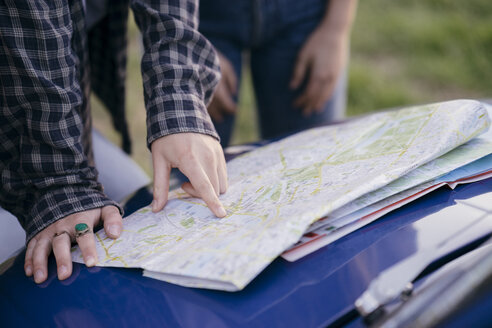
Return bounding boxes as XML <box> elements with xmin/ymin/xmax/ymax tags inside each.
<box><xmin>92</xmin><ymin>1</ymin><xmax>492</xmax><ymax>174</ymax></box>
<box><xmin>348</xmin><ymin>0</ymin><xmax>492</xmax><ymax>114</ymax></box>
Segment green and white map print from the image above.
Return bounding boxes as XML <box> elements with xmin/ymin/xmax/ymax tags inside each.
<box><xmin>73</xmin><ymin>99</ymin><xmax>490</xmax><ymax>291</ymax></box>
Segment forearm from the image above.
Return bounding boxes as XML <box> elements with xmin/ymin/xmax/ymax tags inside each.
<box><xmin>320</xmin><ymin>0</ymin><xmax>358</xmax><ymax>36</ymax></box>
<box><xmin>131</xmin><ymin>0</ymin><xmax>221</xmax><ymax>147</ymax></box>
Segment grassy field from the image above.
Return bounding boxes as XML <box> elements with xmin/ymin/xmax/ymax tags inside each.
<box><xmin>92</xmin><ymin>0</ymin><xmax>492</xmax><ymax>174</ymax></box>
<box><xmin>348</xmin><ymin>0</ymin><xmax>492</xmax><ymax>115</ymax></box>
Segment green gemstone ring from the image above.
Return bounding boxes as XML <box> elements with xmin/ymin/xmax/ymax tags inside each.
<box><xmin>74</xmin><ymin>223</ymin><xmax>92</xmax><ymax>238</ymax></box>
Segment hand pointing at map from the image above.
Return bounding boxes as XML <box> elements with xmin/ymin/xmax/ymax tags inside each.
<box><xmin>151</xmin><ymin>133</ymin><xmax>228</xmax><ymax>218</ymax></box>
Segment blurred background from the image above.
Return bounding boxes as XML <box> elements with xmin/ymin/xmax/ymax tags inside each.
<box><xmin>92</xmin><ymin>0</ymin><xmax>492</xmax><ymax>174</ymax></box>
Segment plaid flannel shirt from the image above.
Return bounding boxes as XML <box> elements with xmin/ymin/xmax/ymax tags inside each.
<box><xmin>0</xmin><ymin>0</ymin><xmax>220</xmax><ymax>242</ymax></box>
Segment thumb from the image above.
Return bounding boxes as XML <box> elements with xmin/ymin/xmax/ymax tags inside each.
<box><xmin>102</xmin><ymin>206</ymin><xmax>123</xmax><ymax>239</ymax></box>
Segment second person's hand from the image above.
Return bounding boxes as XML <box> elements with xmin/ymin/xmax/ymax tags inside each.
<box><xmin>290</xmin><ymin>26</ymin><xmax>348</xmax><ymax>117</ymax></box>
<box><xmin>207</xmin><ymin>51</ymin><xmax>238</xmax><ymax>122</ymax></box>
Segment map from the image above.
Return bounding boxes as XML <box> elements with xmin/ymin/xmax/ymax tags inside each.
<box><xmin>283</xmin><ymin>153</ymin><xmax>492</xmax><ymax>261</ymax></box>
<box><xmin>303</xmin><ymin>137</ymin><xmax>492</xmax><ymax>236</ymax></box>
<box><xmin>282</xmin><ymin>103</ymin><xmax>492</xmax><ymax>261</ymax></box>
<box><xmin>72</xmin><ymin>99</ymin><xmax>490</xmax><ymax>291</ymax></box>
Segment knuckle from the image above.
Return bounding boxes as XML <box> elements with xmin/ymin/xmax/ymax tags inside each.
<box><xmin>32</xmin><ymin>256</ymin><xmax>44</xmax><ymax>267</ymax></box>
<box><xmin>104</xmin><ymin>205</ymin><xmax>120</xmax><ymax>217</ymax></box>
<box><xmin>53</xmin><ymin>221</ymin><xmax>65</xmax><ymax>232</ymax></box>
<box><xmin>36</xmin><ymin>236</ymin><xmax>50</xmax><ymax>247</ymax></box>
<box><xmin>179</xmin><ymin>151</ymin><xmax>196</xmax><ymax>165</ymax></box>
<box><xmin>203</xmin><ymin>196</ymin><xmax>218</xmax><ymax>208</ymax></box>
<box><xmin>202</xmin><ymin>150</ymin><xmax>215</xmax><ymax>164</ymax></box>
<box><xmin>52</xmin><ymin>236</ymin><xmax>61</xmax><ymax>247</ymax></box>
<box><xmin>107</xmin><ymin>211</ymin><xmax>122</xmax><ymax>222</ymax></box>
<box><xmin>153</xmin><ymin>182</ymin><xmax>163</xmax><ymax>193</ymax></box>
<box><xmin>55</xmin><ymin>255</ymin><xmax>70</xmax><ymax>265</ymax></box>
<box><xmin>27</xmin><ymin>238</ymin><xmax>36</xmax><ymax>249</ymax></box>
<box><xmin>195</xmin><ymin>181</ymin><xmax>211</xmax><ymax>194</ymax></box>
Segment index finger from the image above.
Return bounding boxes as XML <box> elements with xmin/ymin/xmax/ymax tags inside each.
<box><xmin>179</xmin><ymin>160</ymin><xmax>227</xmax><ymax>218</ymax></box>
<box><xmin>290</xmin><ymin>52</ymin><xmax>309</xmax><ymax>90</ymax></box>
<box><xmin>299</xmin><ymin>78</ymin><xmax>324</xmax><ymax>116</ymax></box>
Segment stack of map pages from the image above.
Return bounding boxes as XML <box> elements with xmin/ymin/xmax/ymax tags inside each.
<box><xmin>73</xmin><ymin>99</ymin><xmax>492</xmax><ymax>291</ymax></box>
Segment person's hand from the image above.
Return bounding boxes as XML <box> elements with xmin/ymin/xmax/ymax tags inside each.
<box><xmin>208</xmin><ymin>51</ymin><xmax>238</xmax><ymax>122</ymax></box>
<box><xmin>151</xmin><ymin>133</ymin><xmax>228</xmax><ymax>217</ymax></box>
<box><xmin>24</xmin><ymin>205</ymin><xmax>122</xmax><ymax>283</ymax></box>
<box><xmin>290</xmin><ymin>26</ymin><xmax>349</xmax><ymax>116</ymax></box>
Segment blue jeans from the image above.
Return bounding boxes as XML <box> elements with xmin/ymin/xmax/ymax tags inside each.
<box><xmin>199</xmin><ymin>0</ymin><xmax>347</xmax><ymax>147</ymax></box>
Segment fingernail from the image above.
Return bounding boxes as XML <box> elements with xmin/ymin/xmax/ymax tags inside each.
<box><xmin>217</xmin><ymin>206</ymin><xmax>227</xmax><ymax>218</ymax></box>
<box><xmin>59</xmin><ymin>265</ymin><xmax>68</xmax><ymax>277</ymax></box>
<box><xmin>25</xmin><ymin>265</ymin><xmax>32</xmax><ymax>276</ymax></box>
<box><xmin>85</xmin><ymin>256</ymin><xmax>96</xmax><ymax>267</ymax></box>
<box><xmin>34</xmin><ymin>269</ymin><xmax>44</xmax><ymax>282</ymax></box>
<box><xmin>108</xmin><ymin>225</ymin><xmax>121</xmax><ymax>237</ymax></box>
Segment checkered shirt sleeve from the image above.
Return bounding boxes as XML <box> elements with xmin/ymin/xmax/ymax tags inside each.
<box><xmin>0</xmin><ymin>0</ymin><xmax>220</xmax><ymax>243</ymax></box>
<box><xmin>131</xmin><ymin>0</ymin><xmax>221</xmax><ymax>147</ymax></box>
<box><xmin>0</xmin><ymin>0</ymin><xmax>121</xmax><ymax>242</ymax></box>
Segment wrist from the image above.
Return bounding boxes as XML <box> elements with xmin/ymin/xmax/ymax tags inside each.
<box><xmin>317</xmin><ymin>18</ymin><xmax>351</xmax><ymax>38</ymax></box>
<box><xmin>318</xmin><ymin>0</ymin><xmax>357</xmax><ymax>37</ymax></box>
<box><xmin>313</xmin><ymin>24</ymin><xmax>348</xmax><ymax>47</ymax></box>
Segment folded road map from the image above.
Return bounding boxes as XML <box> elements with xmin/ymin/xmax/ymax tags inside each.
<box><xmin>73</xmin><ymin>99</ymin><xmax>491</xmax><ymax>291</ymax></box>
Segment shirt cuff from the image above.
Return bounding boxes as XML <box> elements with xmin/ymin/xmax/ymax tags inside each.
<box><xmin>24</xmin><ymin>186</ymin><xmax>123</xmax><ymax>243</ymax></box>
<box><xmin>146</xmin><ymin>92</ymin><xmax>220</xmax><ymax>148</ymax></box>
